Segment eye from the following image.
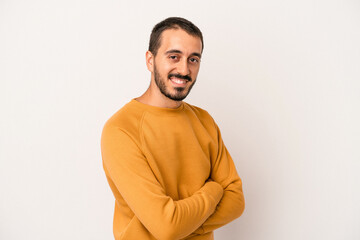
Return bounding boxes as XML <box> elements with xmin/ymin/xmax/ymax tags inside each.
<box><xmin>169</xmin><ymin>55</ymin><xmax>178</xmax><ymax>60</ymax></box>
<box><xmin>189</xmin><ymin>57</ymin><xmax>200</xmax><ymax>63</ymax></box>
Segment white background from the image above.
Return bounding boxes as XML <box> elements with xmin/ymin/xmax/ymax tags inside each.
<box><xmin>1</xmin><ymin>0</ymin><xmax>359</xmax><ymax>239</ymax></box>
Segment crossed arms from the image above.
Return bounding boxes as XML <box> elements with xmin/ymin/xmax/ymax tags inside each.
<box><xmin>101</xmin><ymin>123</ymin><xmax>245</xmax><ymax>240</ymax></box>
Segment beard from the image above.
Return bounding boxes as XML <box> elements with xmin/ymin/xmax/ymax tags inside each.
<box><xmin>153</xmin><ymin>63</ymin><xmax>196</xmax><ymax>101</ymax></box>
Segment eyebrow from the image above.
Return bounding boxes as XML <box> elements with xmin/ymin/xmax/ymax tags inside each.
<box><xmin>164</xmin><ymin>49</ymin><xmax>202</xmax><ymax>58</ymax></box>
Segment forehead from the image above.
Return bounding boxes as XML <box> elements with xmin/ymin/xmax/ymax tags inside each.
<box><xmin>158</xmin><ymin>29</ymin><xmax>202</xmax><ymax>55</ymax></box>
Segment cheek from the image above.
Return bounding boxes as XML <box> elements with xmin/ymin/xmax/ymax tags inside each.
<box><xmin>160</xmin><ymin>63</ymin><xmax>174</xmax><ymax>74</ymax></box>
<box><xmin>191</xmin><ymin>66</ymin><xmax>200</xmax><ymax>77</ymax></box>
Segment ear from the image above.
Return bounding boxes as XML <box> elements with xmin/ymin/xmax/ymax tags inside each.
<box><xmin>145</xmin><ymin>51</ymin><xmax>154</xmax><ymax>73</ymax></box>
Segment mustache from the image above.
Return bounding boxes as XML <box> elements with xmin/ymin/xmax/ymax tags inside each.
<box><xmin>168</xmin><ymin>73</ymin><xmax>192</xmax><ymax>82</ymax></box>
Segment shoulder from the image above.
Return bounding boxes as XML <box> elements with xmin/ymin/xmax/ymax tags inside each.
<box><xmin>183</xmin><ymin>102</ymin><xmax>217</xmax><ymax>127</ymax></box>
<box><xmin>184</xmin><ymin>102</ymin><xmax>214</xmax><ymax>120</ymax></box>
<box><xmin>102</xmin><ymin>100</ymin><xmax>145</xmax><ymax>140</ymax></box>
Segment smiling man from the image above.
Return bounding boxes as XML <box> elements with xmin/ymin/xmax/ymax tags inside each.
<box><xmin>101</xmin><ymin>17</ymin><xmax>245</xmax><ymax>240</ymax></box>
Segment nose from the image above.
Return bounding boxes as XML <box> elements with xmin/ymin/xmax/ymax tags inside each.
<box><xmin>177</xmin><ymin>59</ymin><xmax>190</xmax><ymax>76</ymax></box>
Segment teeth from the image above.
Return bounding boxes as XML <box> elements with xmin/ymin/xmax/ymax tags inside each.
<box><xmin>171</xmin><ymin>78</ymin><xmax>186</xmax><ymax>84</ymax></box>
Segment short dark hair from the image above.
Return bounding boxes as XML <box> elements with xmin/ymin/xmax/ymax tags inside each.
<box><xmin>148</xmin><ymin>17</ymin><xmax>204</xmax><ymax>56</ymax></box>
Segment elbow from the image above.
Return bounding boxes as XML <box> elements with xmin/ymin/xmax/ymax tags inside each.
<box><xmin>235</xmin><ymin>193</ymin><xmax>245</xmax><ymax>218</ymax></box>
<box><xmin>229</xmin><ymin>179</ymin><xmax>245</xmax><ymax>218</ymax></box>
<box><xmin>226</xmin><ymin>188</ymin><xmax>245</xmax><ymax>220</ymax></box>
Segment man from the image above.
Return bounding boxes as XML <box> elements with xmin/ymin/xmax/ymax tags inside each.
<box><xmin>101</xmin><ymin>17</ymin><xmax>245</xmax><ymax>240</ymax></box>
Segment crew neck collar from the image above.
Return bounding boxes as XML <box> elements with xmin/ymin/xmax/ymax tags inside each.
<box><xmin>131</xmin><ymin>99</ymin><xmax>185</xmax><ymax>114</ymax></box>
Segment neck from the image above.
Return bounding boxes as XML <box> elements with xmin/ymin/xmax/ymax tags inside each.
<box><xmin>136</xmin><ymin>81</ymin><xmax>182</xmax><ymax>109</ymax></box>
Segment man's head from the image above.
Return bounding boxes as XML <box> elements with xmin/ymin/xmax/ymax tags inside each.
<box><xmin>148</xmin><ymin>17</ymin><xmax>204</xmax><ymax>57</ymax></box>
<box><xmin>146</xmin><ymin>17</ymin><xmax>203</xmax><ymax>102</ymax></box>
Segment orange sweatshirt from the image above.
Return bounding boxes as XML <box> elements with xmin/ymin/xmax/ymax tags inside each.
<box><xmin>101</xmin><ymin>99</ymin><xmax>245</xmax><ymax>240</ymax></box>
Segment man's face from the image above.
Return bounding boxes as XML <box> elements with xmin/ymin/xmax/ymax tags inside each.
<box><xmin>151</xmin><ymin>29</ymin><xmax>202</xmax><ymax>101</ymax></box>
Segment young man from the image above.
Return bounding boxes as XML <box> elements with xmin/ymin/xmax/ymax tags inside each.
<box><xmin>101</xmin><ymin>17</ymin><xmax>245</xmax><ymax>240</ymax></box>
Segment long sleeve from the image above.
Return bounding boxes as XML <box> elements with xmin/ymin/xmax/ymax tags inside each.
<box><xmin>101</xmin><ymin>124</ymin><xmax>224</xmax><ymax>240</ymax></box>
<box><xmin>190</xmin><ymin>122</ymin><xmax>245</xmax><ymax>236</ymax></box>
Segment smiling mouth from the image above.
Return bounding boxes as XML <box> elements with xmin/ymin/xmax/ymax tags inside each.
<box><xmin>170</xmin><ymin>77</ymin><xmax>188</xmax><ymax>85</ymax></box>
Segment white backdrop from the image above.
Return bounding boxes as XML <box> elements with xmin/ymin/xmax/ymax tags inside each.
<box><xmin>1</xmin><ymin>0</ymin><xmax>359</xmax><ymax>239</ymax></box>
